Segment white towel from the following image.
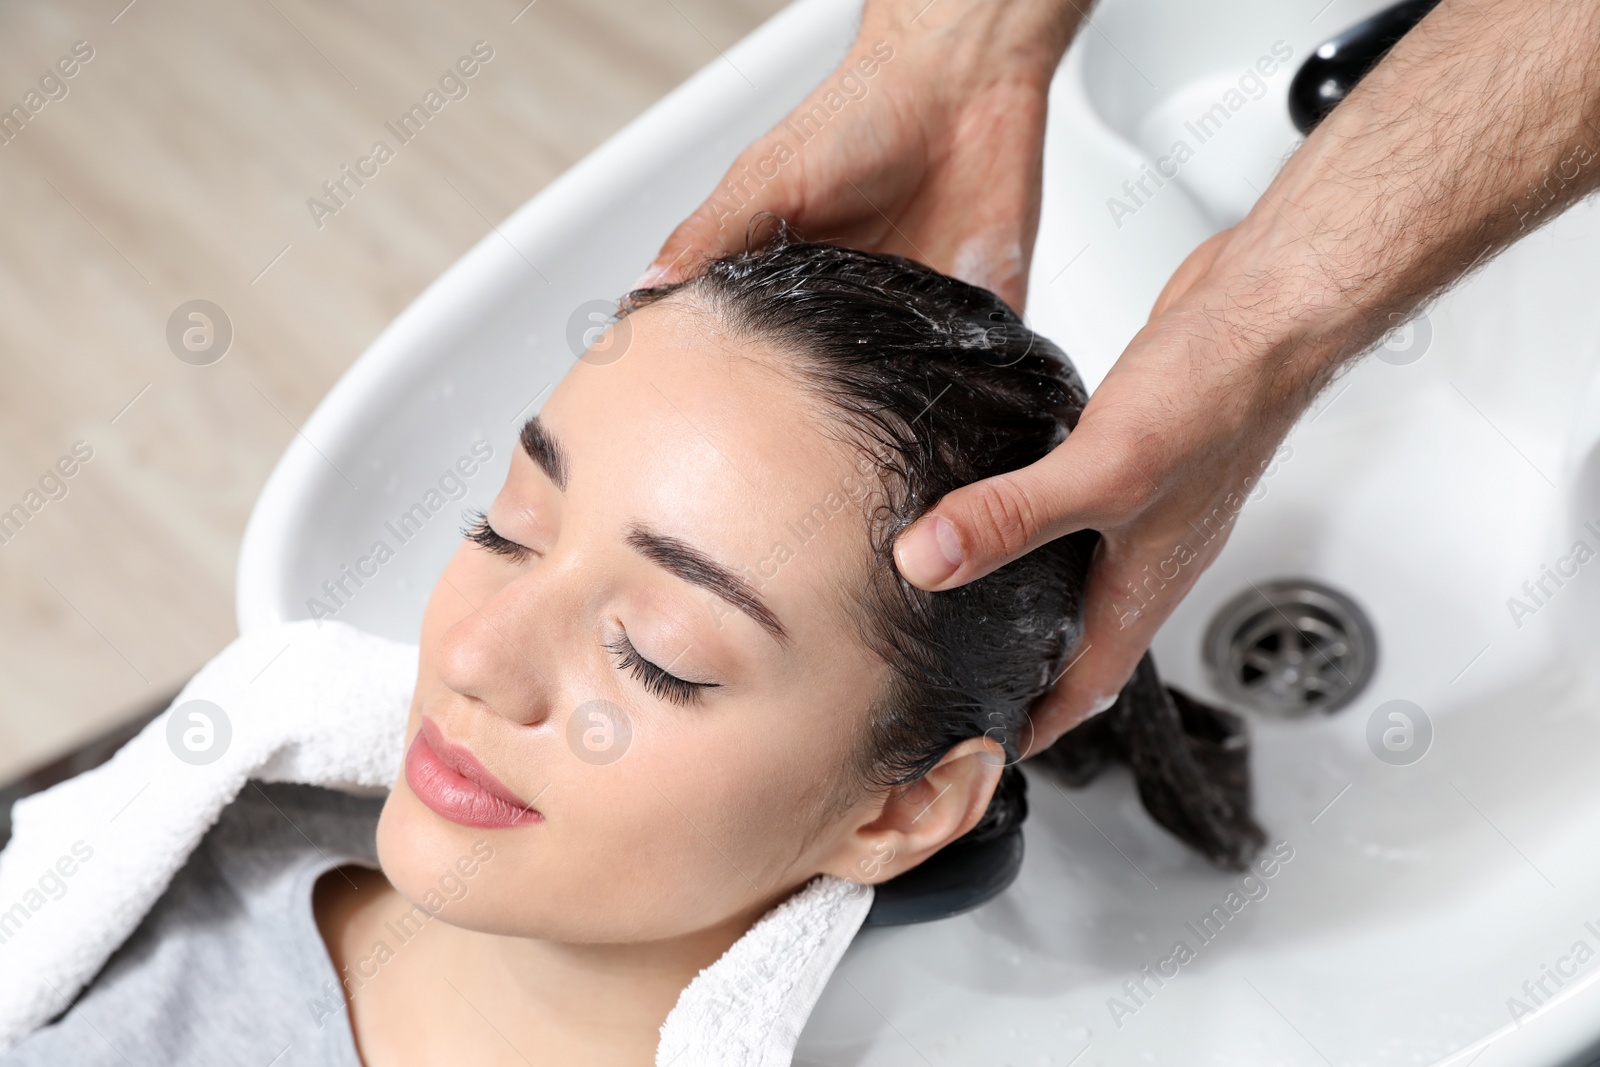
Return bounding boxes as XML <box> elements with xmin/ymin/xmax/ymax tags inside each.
<box><xmin>0</xmin><ymin>619</ymin><xmax>872</xmax><ymax>1063</ymax></box>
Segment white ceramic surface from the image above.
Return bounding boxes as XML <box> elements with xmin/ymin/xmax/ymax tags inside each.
<box><xmin>238</xmin><ymin>0</ymin><xmax>1600</xmax><ymax>1063</ymax></box>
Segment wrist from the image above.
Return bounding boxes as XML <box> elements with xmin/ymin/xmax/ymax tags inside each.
<box><xmin>1154</xmin><ymin>237</ymin><xmax>1360</xmax><ymax>418</ymax></box>
<box><xmin>860</xmin><ymin>0</ymin><xmax>1078</xmax><ymax>91</ymax></box>
<box><xmin>1170</xmin><ymin>207</ymin><xmax>1409</xmax><ymax>391</ymax></box>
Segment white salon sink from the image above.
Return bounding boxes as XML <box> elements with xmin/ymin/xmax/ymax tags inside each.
<box><xmin>237</xmin><ymin>0</ymin><xmax>1600</xmax><ymax>1063</ymax></box>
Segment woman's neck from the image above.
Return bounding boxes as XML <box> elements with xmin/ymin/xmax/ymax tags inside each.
<box><xmin>315</xmin><ymin>866</ymin><xmax>763</xmax><ymax>1066</ymax></box>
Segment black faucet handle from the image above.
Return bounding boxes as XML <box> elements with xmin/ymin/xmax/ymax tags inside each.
<box><xmin>1288</xmin><ymin>0</ymin><xmax>1443</xmax><ymax>134</ymax></box>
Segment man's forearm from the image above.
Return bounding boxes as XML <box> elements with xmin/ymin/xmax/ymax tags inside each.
<box><xmin>1196</xmin><ymin>0</ymin><xmax>1600</xmax><ymax>403</ymax></box>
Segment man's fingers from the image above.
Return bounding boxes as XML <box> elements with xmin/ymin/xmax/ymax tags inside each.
<box><xmin>1027</xmin><ymin>534</ymin><xmax>1193</xmax><ymax>751</ymax></box>
<box><xmin>893</xmin><ymin>421</ymin><xmax>1143</xmax><ymax>590</ymax></box>
<box><xmin>637</xmin><ymin>199</ymin><xmax>742</xmax><ymax>290</ymax></box>
<box><xmin>893</xmin><ymin>470</ymin><xmax>1048</xmax><ymax>590</ymax></box>
<box><xmin>1028</xmin><ymin>607</ymin><xmax>1153</xmax><ymax>753</ymax></box>
<box><xmin>641</xmin><ymin>147</ymin><xmax>800</xmax><ymax>288</ymax></box>
<box><xmin>942</xmin><ymin>224</ymin><xmax>1031</xmax><ymax>313</ymax></box>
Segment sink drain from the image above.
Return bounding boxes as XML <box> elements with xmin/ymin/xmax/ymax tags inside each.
<box><xmin>1202</xmin><ymin>579</ymin><xmax>1377</xmax><ymax>717</ymax></box>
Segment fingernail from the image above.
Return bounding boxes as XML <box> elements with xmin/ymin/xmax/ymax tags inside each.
<box><xmin>1086</xmin><ymin>691</ymin><xmax>1120</xmax><ymax>716</ymax></box>
<box><xmin>896</xmin><ymin>516</ymin><xmax>963</xmax><ymax>588</ymax></box>
<box><xmin>630</xmin><ymin>264</ymin><xmax>668</xmax><ymax>291</ymax></box>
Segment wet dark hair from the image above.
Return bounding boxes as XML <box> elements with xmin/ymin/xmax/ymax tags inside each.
<box><xmin>623</xmin><ymin>231</ymin><xmax>1264</xmax><ymax>870</ymax></box>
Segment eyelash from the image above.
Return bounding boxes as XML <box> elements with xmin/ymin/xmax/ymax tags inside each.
<box><xmin>463</xmin><ymin>510</ymin><xmax>533</xmax><ymax>563</ymax></box>
<box><xmin>605</xmin><ymin>633</ymin><xmax>718</xmax><ymax>707</ymax></box>
<box><xmin>463</xmin><ymin>512</ymin><xmax>715</xmax><ymax>706</ymax></box>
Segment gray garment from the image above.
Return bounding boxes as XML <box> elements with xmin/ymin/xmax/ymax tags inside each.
<box><xmin>3</xmin><ymin>782</ymin><xmax>381</xmax><ymax>1067</ymax></box>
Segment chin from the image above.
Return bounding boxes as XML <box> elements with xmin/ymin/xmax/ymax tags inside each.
<box><xmin>373</xmin><ymin>784</ymin><xmax>509</xmax><ymax>930</ymax></box>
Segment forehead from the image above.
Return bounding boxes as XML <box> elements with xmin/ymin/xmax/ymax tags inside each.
<box><xmin>539</xmin><ymin>300</ymin><xmax>880</xmax><ymax>638</ymax></box>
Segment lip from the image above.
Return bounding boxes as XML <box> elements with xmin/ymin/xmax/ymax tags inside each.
<box><xmin>405</xmin><ymin>717</ymin><xmax>542</xmax><ymax>829</ymax></box>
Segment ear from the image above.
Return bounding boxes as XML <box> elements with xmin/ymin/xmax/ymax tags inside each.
<box><xmin>817</xmin><ymin>736</ymin><xmax>1007</xmax><ymax>885</ymax></box>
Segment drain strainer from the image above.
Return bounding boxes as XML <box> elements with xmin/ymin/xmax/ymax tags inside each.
<box><xmin>1203</xmin><ymin>579</ymin><xmax>1377</xmax><ymax>717</ymax></box>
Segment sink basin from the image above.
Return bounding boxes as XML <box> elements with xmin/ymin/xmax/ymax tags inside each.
<box><xmin>237</xmin><ymin>0</ymin><xmax>1600</xmax><ymax>1062</ymax></box>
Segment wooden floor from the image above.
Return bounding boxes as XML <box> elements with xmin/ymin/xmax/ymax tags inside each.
<box><xmin>0</xmin><ymin>0</ymin><xmax>786</xmax><ymax>784</ymax></box>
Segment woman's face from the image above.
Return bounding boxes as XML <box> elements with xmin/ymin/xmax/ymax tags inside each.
<box><xmin>376</xmin><ymin>300</ymin><xmax>899</xmax><ymax>942</ymax></box>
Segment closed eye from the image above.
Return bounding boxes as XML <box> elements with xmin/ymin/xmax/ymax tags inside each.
<box><xmin>463</xmin><ymin>510</ymin><xmax>533</xmax><ymax>563</ymax></box>
<box><xmin>605</xmin><ymin>632</ymin><xmax>719</xmax><ymax>707</ymax></box>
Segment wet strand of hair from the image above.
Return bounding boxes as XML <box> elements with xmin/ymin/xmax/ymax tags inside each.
<box><xmin>1038</xmin><ymin>653</ymin><xmax>1267</xmax><ymax>870</ymax></box>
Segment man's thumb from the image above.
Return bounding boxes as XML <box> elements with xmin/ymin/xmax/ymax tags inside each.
<box><xmin>893</xmin><ymin>451</ymin><xmax>1095</xmax><ymax>591</ymax></box>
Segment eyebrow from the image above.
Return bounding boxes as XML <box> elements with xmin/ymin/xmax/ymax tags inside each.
<box><xmin>624</xmin><ymin>523</ymin><xmax>789</xmax><ymax>644</ymax></box>
<box><xmin>519</xmin><ymin>416</ymin><xmax>570</xmax><ymax>490</ymax></box>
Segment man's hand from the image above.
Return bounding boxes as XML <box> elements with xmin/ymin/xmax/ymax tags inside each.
<box><xmin>895</xmin><ymin>228</ymin><xmax>1317</xmax><ymax>745</ymax></box>
<box><xmin>640</xmin><ymin>0</ymin><xmax>1082</xmax><ymax>311</ymax></box>
<box><xmin>896</xmin><ymin>0</ymin><xmax>1600</xmax><ymax>750</ymax></box>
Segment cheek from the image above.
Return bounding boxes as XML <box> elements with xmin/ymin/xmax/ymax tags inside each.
<box><xmin>612</xmin><ymin>707</ymin><xmax>855</xmax><ymax>884</ymax></box>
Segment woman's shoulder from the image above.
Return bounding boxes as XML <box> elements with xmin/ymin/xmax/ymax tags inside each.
<box><xmin>1</xmin><ymin>783</ymin><xmax>383</xmax><ymax>1067</ymax></box>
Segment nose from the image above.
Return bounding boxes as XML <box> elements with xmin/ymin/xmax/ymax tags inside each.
<box><xmin>432</xmin><ymin>570</ymin><xmax>561</xmax><ymax>728</ymax></box>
